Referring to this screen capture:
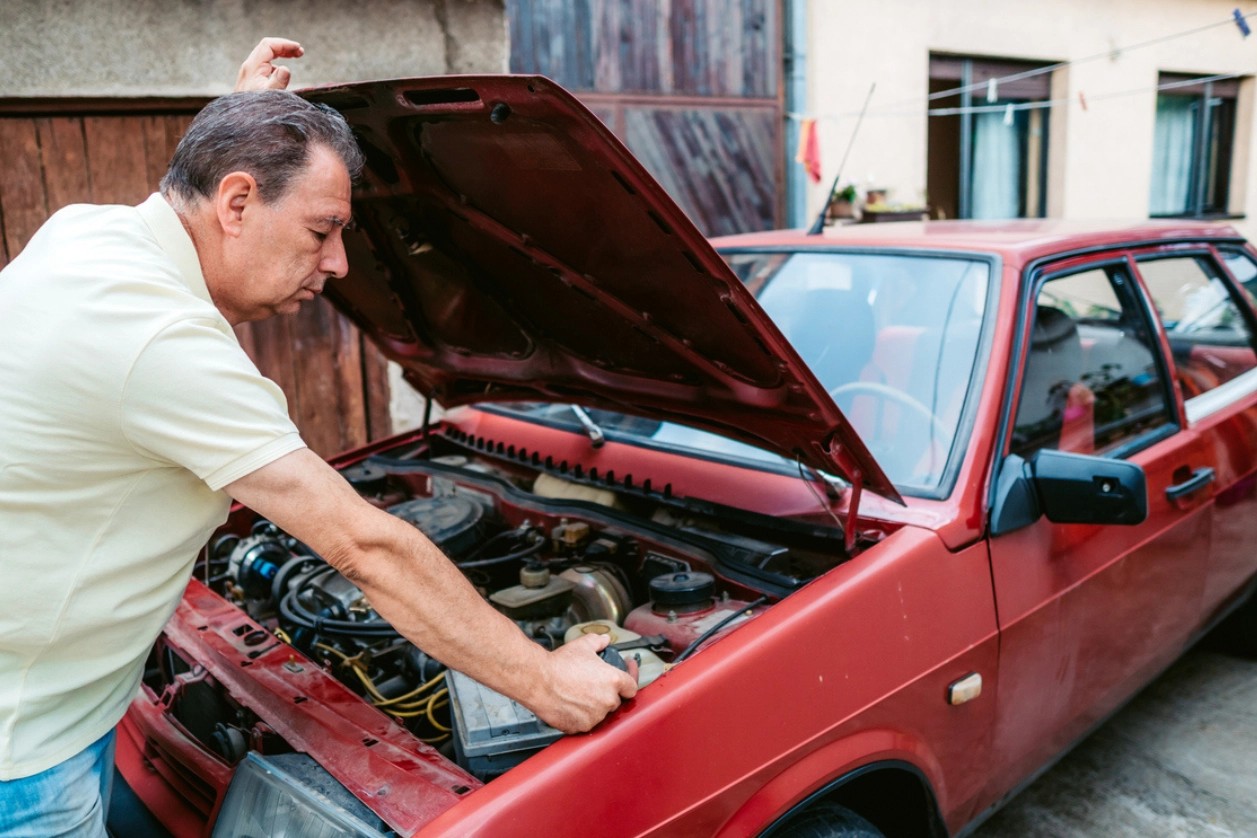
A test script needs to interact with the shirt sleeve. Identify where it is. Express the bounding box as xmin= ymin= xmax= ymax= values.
xmin=120 ymin=317 xmax=307 ymax=491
